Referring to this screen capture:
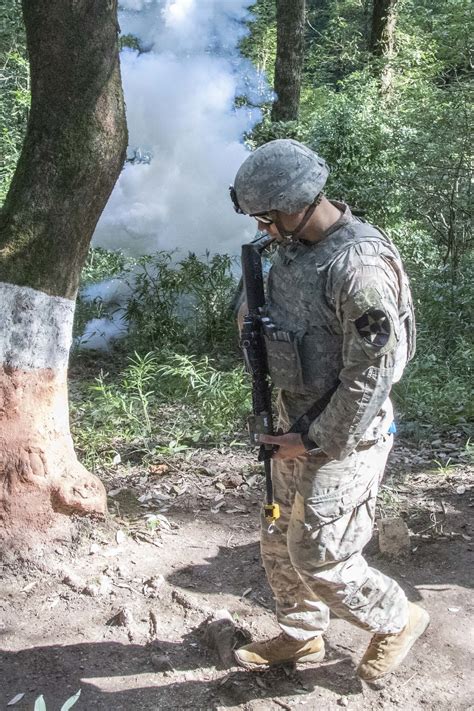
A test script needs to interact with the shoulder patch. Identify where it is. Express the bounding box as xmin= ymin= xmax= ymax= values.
xmin=355 ymin=309 xmax=390 ymax=348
